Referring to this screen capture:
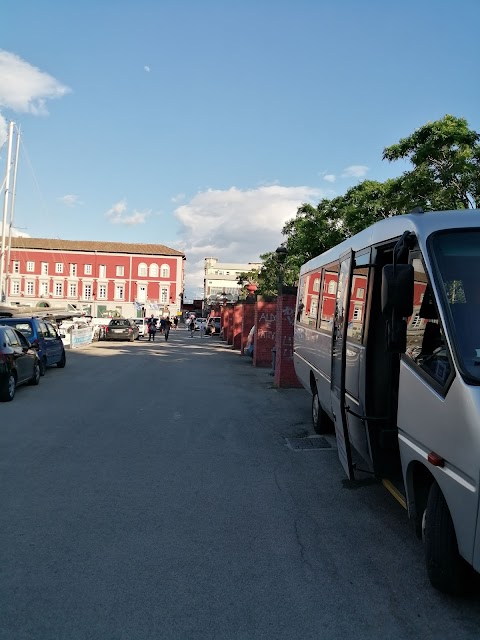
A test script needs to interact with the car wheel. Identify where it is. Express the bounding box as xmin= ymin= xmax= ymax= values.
xmin=29 ymin=361 xmax=41 ymax=385
xmin=424 ymin=481 xmax=473 ymax=595
xmin=56 ymin=350 xmax=66 ymax=368
xmin=312 ymin=387 xmax=334 ymax=435
xmin=0 ymin=372 xmax=16 ymax=402
xmin=39 ymin=356 xmax=47 ymax=376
